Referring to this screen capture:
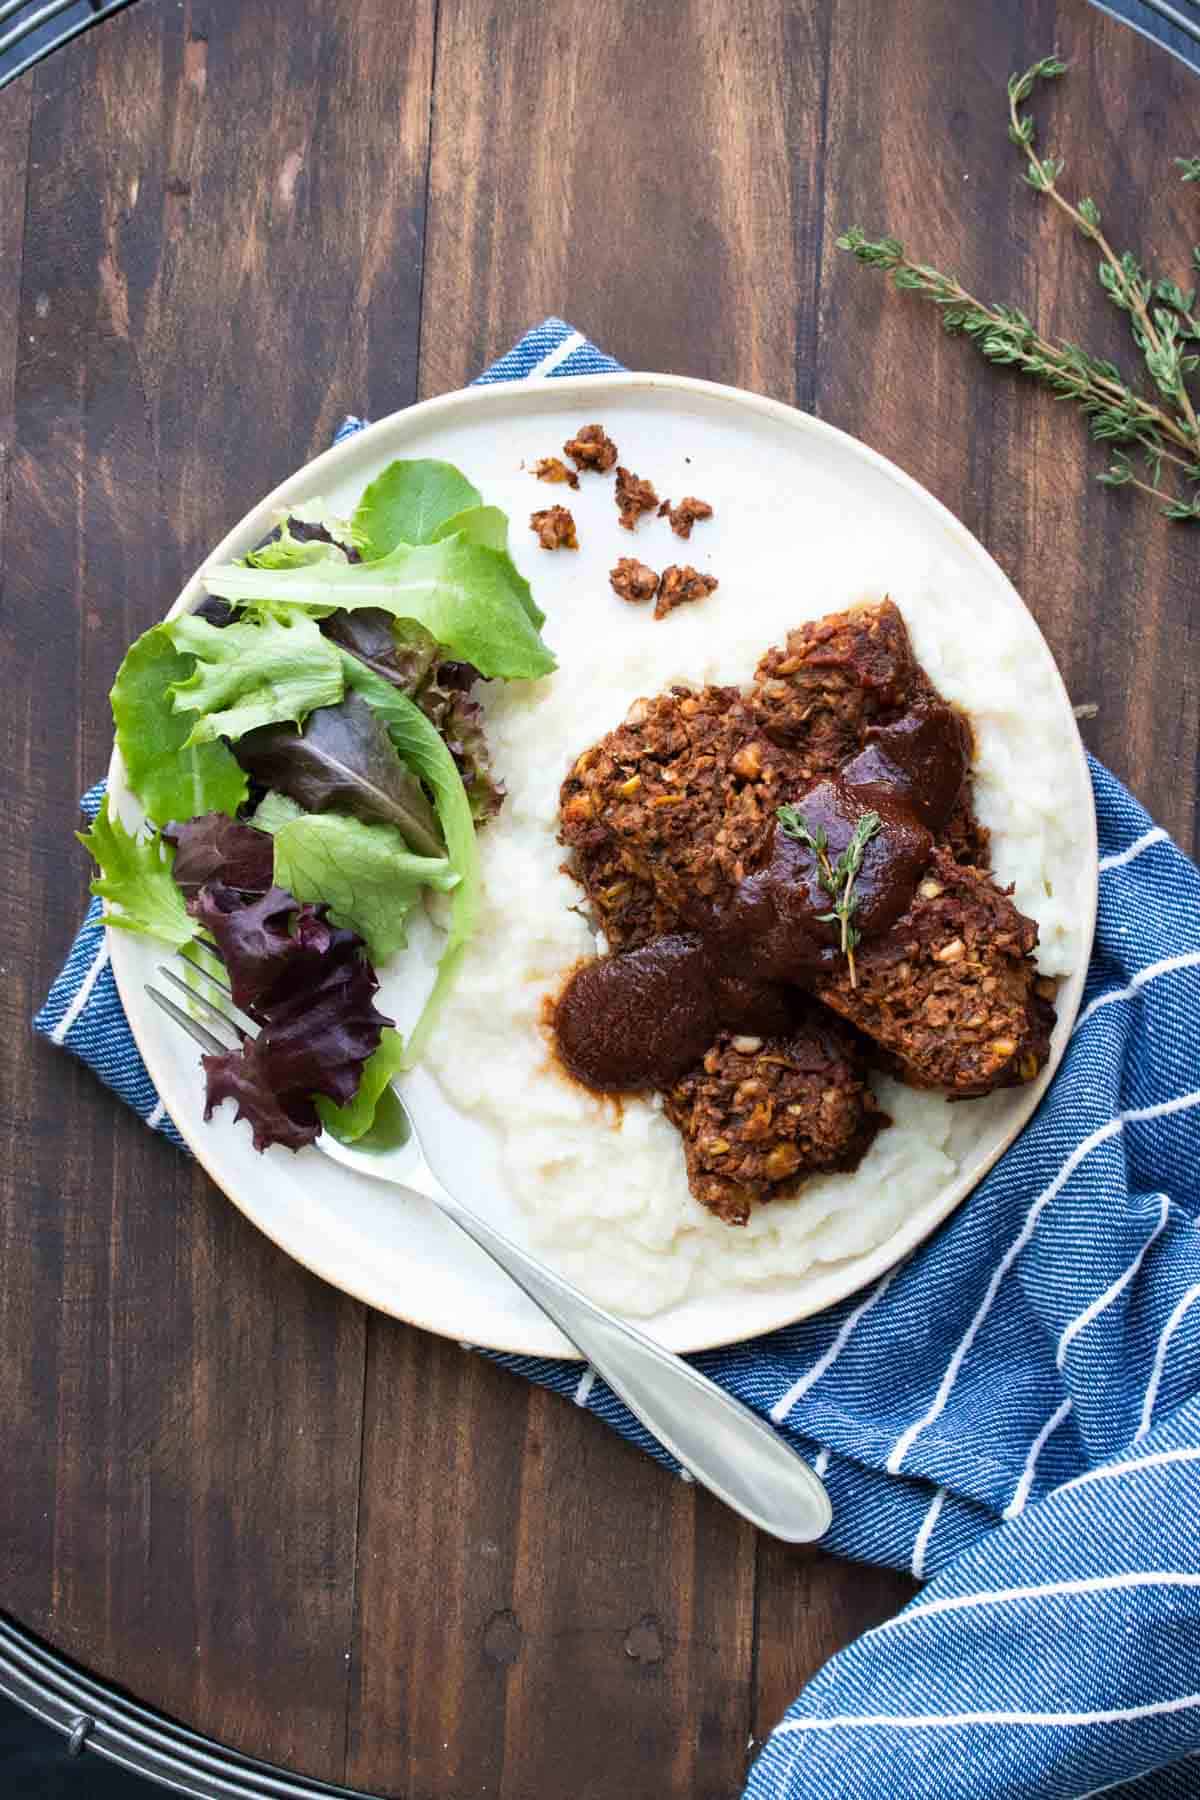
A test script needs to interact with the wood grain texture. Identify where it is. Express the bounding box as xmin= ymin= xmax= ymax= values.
xmin=346 ymin=1336 xmax=756 ymax=1800
xmin=0 ymin=0 xmax=1197 ymax=1795
xmin=816 ymin=0 xmax=1199 ymax=851
xmin=418 ymin=0 xmax=830 ymax=396
xmin=0 ymin=79 xmax=31 ymax=599
xmin=750 ymin=1542 xmax=918 ymax=1754
xmin=0 ymin=0 xmax=434 ymax=1781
